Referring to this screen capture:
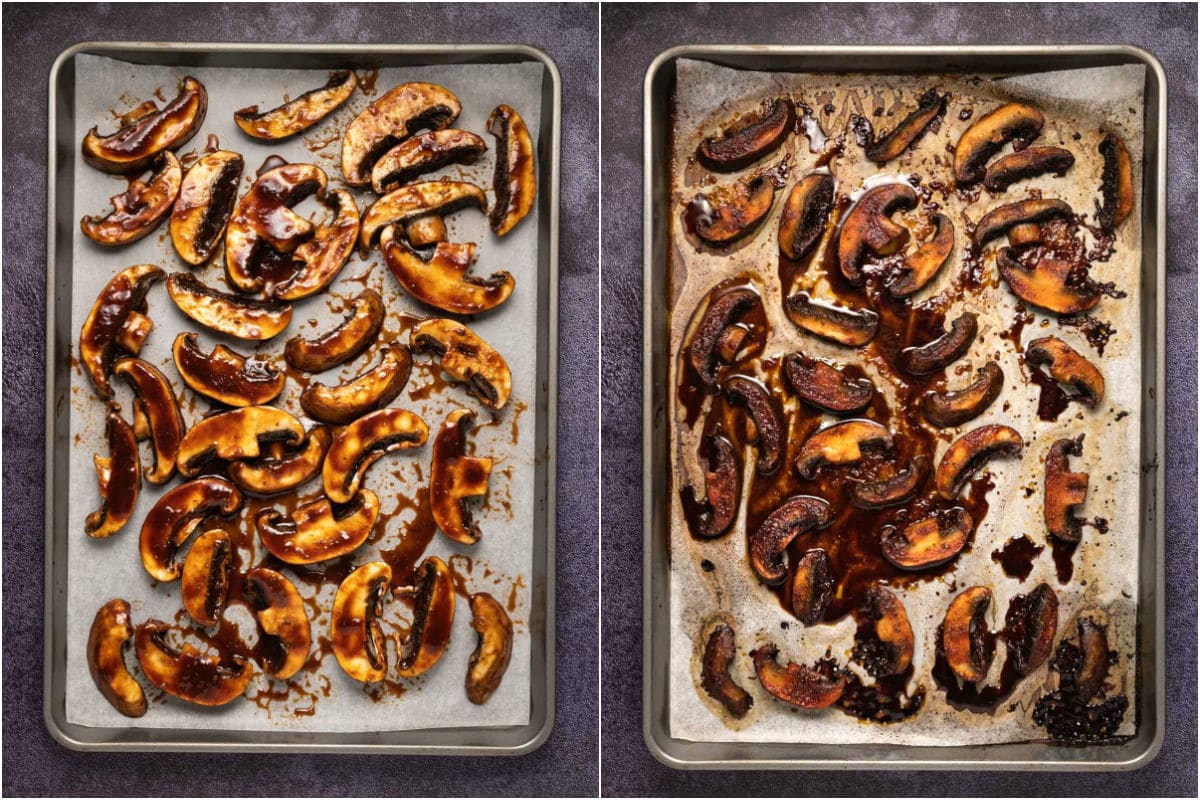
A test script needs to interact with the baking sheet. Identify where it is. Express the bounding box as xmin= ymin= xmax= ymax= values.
xmin=666 ymin=58 xmax=1144 ymax=745
xmin=65 ymin=53 xmax=543 ymax=733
